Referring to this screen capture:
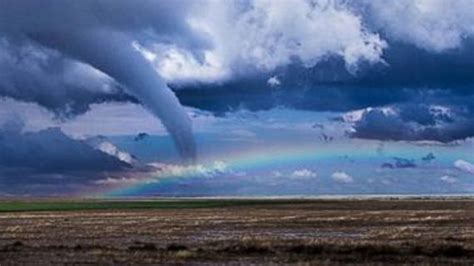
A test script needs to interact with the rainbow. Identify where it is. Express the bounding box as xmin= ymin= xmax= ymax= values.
xmin=94 ymin=139 xmax=466 ymax=197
